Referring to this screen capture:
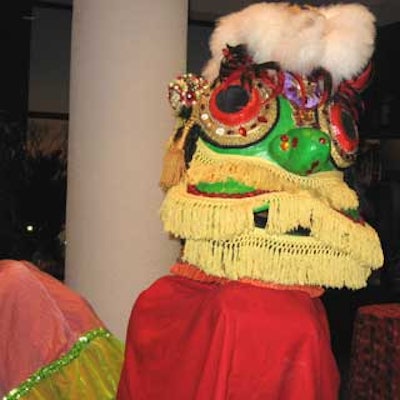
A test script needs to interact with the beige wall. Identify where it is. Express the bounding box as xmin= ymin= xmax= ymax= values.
xmin=65 ymin=0 xmax=187 ymax=340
